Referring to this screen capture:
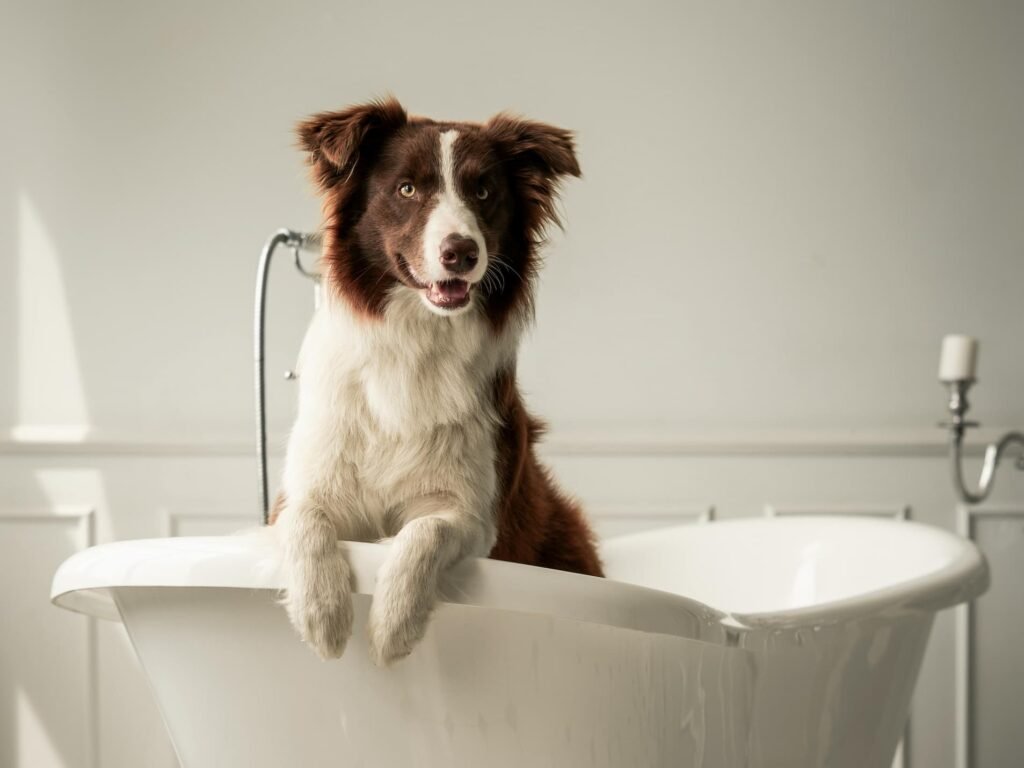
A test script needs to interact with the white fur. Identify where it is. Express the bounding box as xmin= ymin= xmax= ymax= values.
xmin=418 ymin=130 xmax=488 ymax=316
xmin=277 ymin=285 xmax=522 ymax=664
